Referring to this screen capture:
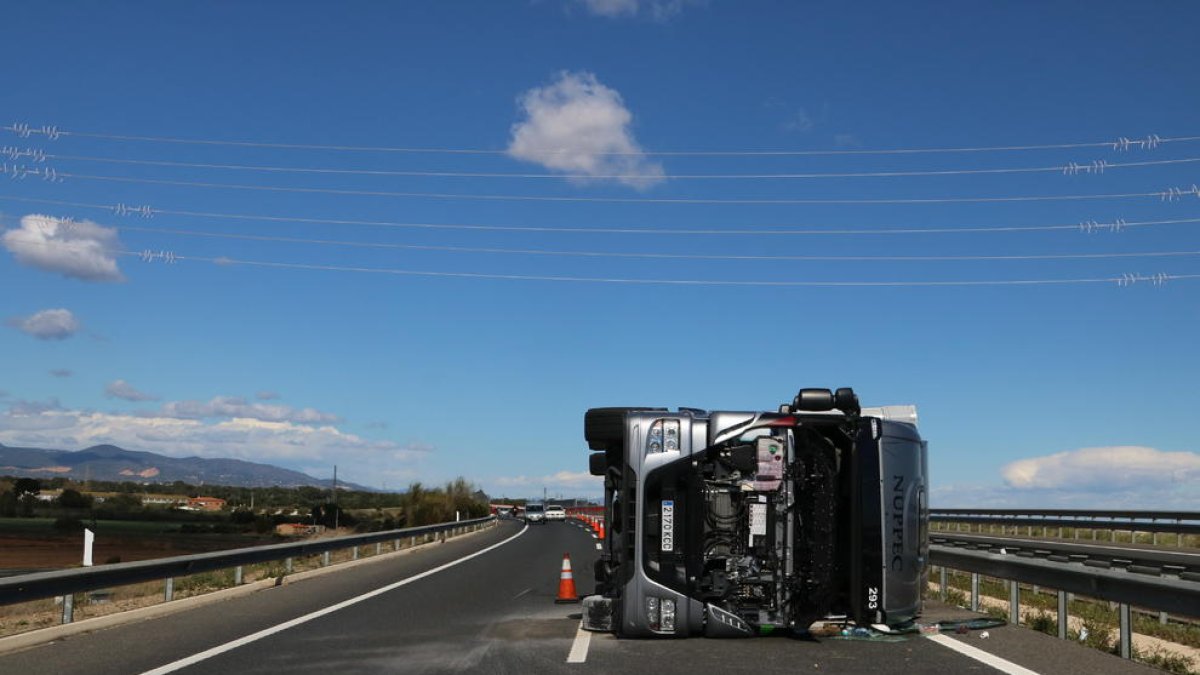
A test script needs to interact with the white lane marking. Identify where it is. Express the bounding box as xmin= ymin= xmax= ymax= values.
xmin=566 ymin=625 xmax=592 ymax=663
xmin=512 ymin=587 xmax=532 ymax=600
xmin=927 ymin=634 xmax=1042 ymax=675
xmin=139 ymin=525 xmax=529 ymax=675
